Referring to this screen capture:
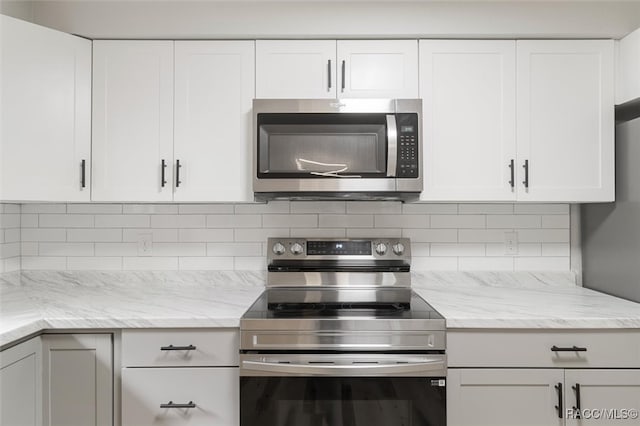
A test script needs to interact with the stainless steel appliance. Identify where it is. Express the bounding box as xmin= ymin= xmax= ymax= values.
xmin=240 ymin=237 xmax=446 ymax=426
xmin=253 ymin=99 xmax=422 ymax=201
